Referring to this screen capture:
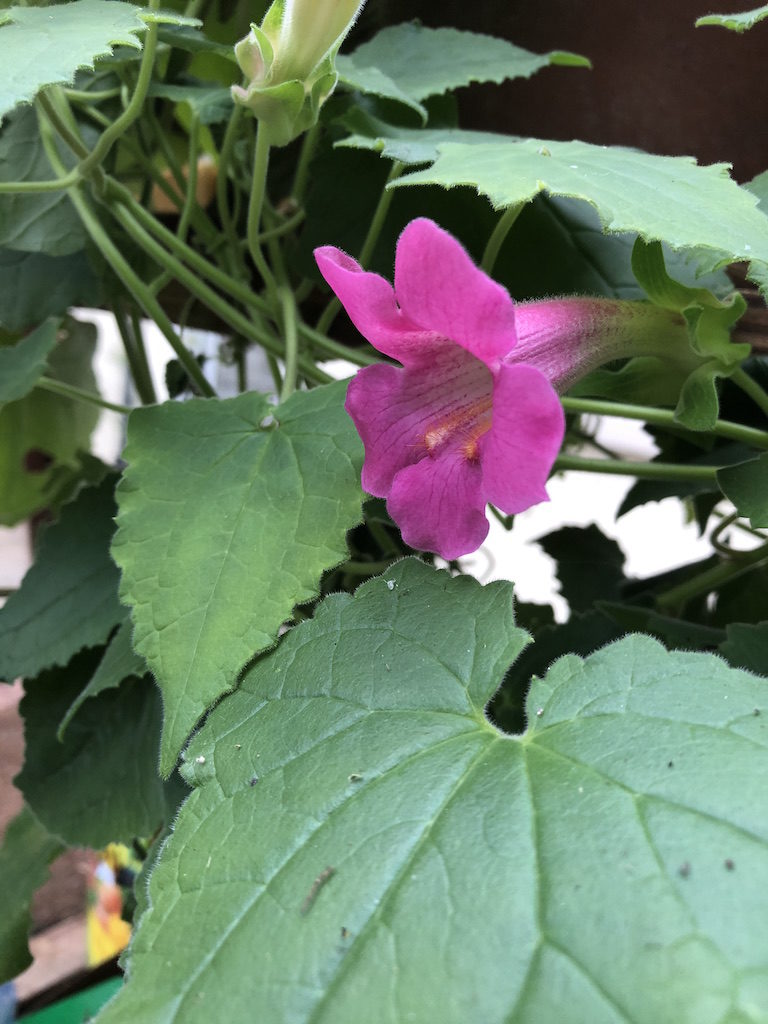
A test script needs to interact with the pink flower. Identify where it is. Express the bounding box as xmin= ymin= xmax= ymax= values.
xmin=314 ymin=218 xmax=564 ymax=559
